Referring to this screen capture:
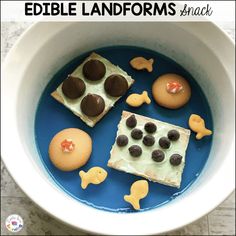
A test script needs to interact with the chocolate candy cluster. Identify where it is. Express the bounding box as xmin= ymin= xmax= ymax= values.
xmin=61 ymin=59 xmax=129 ymax=117
xmin=116 ymin=115 xmax=183 ymax=166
